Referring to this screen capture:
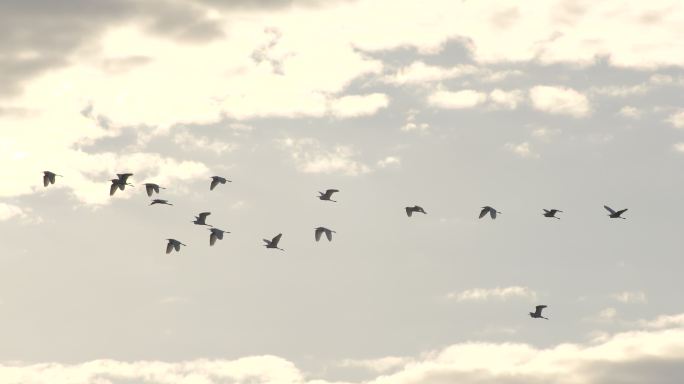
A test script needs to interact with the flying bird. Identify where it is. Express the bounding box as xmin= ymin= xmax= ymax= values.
xmin=543 ymin=209 xmax=562 ymax=219
xmin=150 ymin=199 xmax=173 ymax=206
xmin=210 ymin=176 xmax=231 ymax=191
xmin=479 ymin=206 xmax=501 ymax=219
xmin=263 ymin=233 xmax=284 ymax=251
xmin=43 ymin=171 xmax=62 ymax=187
xmin=110 ymin=178 xmax=133 ymax=196
xmin=165 ymin=239 xmax=186 ymax=254
xmin=209 ymin=227 xmax=230 ymax=246
xmin=116 ymin=173 xmax=133 ymax=184
xmin=529 ymin=305 xmax=549 ymax=320
xmin=143 ymin=183 xmax=165 ymax=197
xmin=405 ymin=206 xmax=427 ymax=217
xmin=318 ymin=189 xmax=339 ymax=202
xmin=192 ymin=212 xmax=212 ymax=226
xmin=604 ymin=205 xmax=628 ymax=219
xmin=314 ymin=227 xmax=335 ymax=242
